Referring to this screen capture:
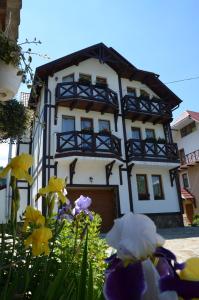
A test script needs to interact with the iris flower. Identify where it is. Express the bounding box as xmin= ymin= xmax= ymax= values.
xmin=23 ymin=206 xmax=45 ymax=231
xmin=39 ymin=176 xmax=66 ymax=203
xmin=104 ymin=213 xmax=178 ymax=300
xmin=72 ymin=195 xmax=93 ymax=220
xmin=0 ymin=153 xmax=33 ymax=184
xmin=24 ymin=227 xmax=52 ymax=256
